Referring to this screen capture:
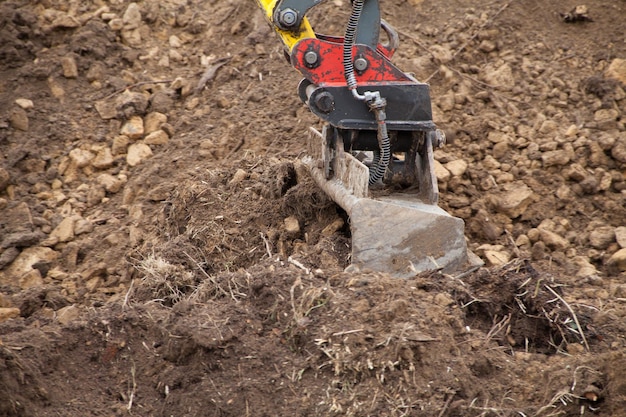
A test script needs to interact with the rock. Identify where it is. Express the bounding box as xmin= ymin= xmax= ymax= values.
xmin=616 ymin=227 xmax=626 ymax=249
xmin=74 ymin=218 xmax=94 ymax=235
xmin=69 ymin=148 xmax=95 ymax=168
xmin=9 ymin=106 xmax=29 ymax=131
xmin=0 ymin=308 xmax=20 ymax=322
xmin=120 ymin=116 xmax=144 ymax=140
xmin=144 ymin=130 xmax=169 ymax=145
xmin=97 ymin=173 xmax=126 ymax=193
xmin=0 ymin=167 xmax=9 ymax=191
xmin=91 ymin=147 xmax=114 ymax=169
xmin=475 ymin=244 xmax=510 ymax=266
xmin=611 ymin=133 xmax=626 ymax=163
xmin=0 ymin=246 xmax=58 ymax=287
xmin=144 ymin=112 xmax=167 ymax=134
xmin=94 ymin=98 xmax=118 ymax=120
xmin=126 ymin=142 xmax=153 ymax=166
xmin=112 ymin=135 xmax=130 ymax=155
xmin=482 ymin=62 xmax=514 ymax=90
xmin=47 ymin=217 xmax=75 ymax=244
xmin=122 ymin=2 xmax=142 ymax=29
xmin=229 ymin=169 xmax=248 ymax=186
xmin=588 ymin=226 xmax=615 ymax=249
xmin=284 ymin=216 xmax=300 ymax=234
xmin=538 ymin=228 xmax=570 ymax=251
xmin=542 ymin=149 xmax=570 ymax=167
xmin=490 ymin=183 xmax=534 ymax=218
xmin=56 ymin=305 xmax=80 ymax=326
xmin=50 ymin=14 xmax=80 ymax=29
xmin=444 ymin=159 xmax=468 ymax=177
xmin=607 ymin=248 xmax=626 ymax=273
xmin=572 ymin=256 xmax=598 ymax=278
xmin=116 ymin=91 xmax=149 ymax=118
xmin=121 ymin=28 xmax=142 ymax=47
xmin=150 ymin=91 xmax=174 ymax=113
xmin=60 ymin=55 xmax=78 ymax=78
xmin=433 ymin=160 xmax=451 ymax=182
xmin=1 ymin=231 xmax=44 ymax=249
xmin=606 ymin=58 xmax=626 ymax=84
xmin=321 ymin=218 xmax=345 ymax=237
xmin=594 ymin=109 xmax=619 ymax=130
xmin=108 ymin=18 xmax=123 ymax=31
xmin=4 ymin=202 xmax=34 ymax=233
xmin=86 ymin=62 xmax=106 ymax=82
xmin=0 ymin=247 xmax=20 ymax=269
xmin=15 ymin=98 xmax=34 ymax=109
